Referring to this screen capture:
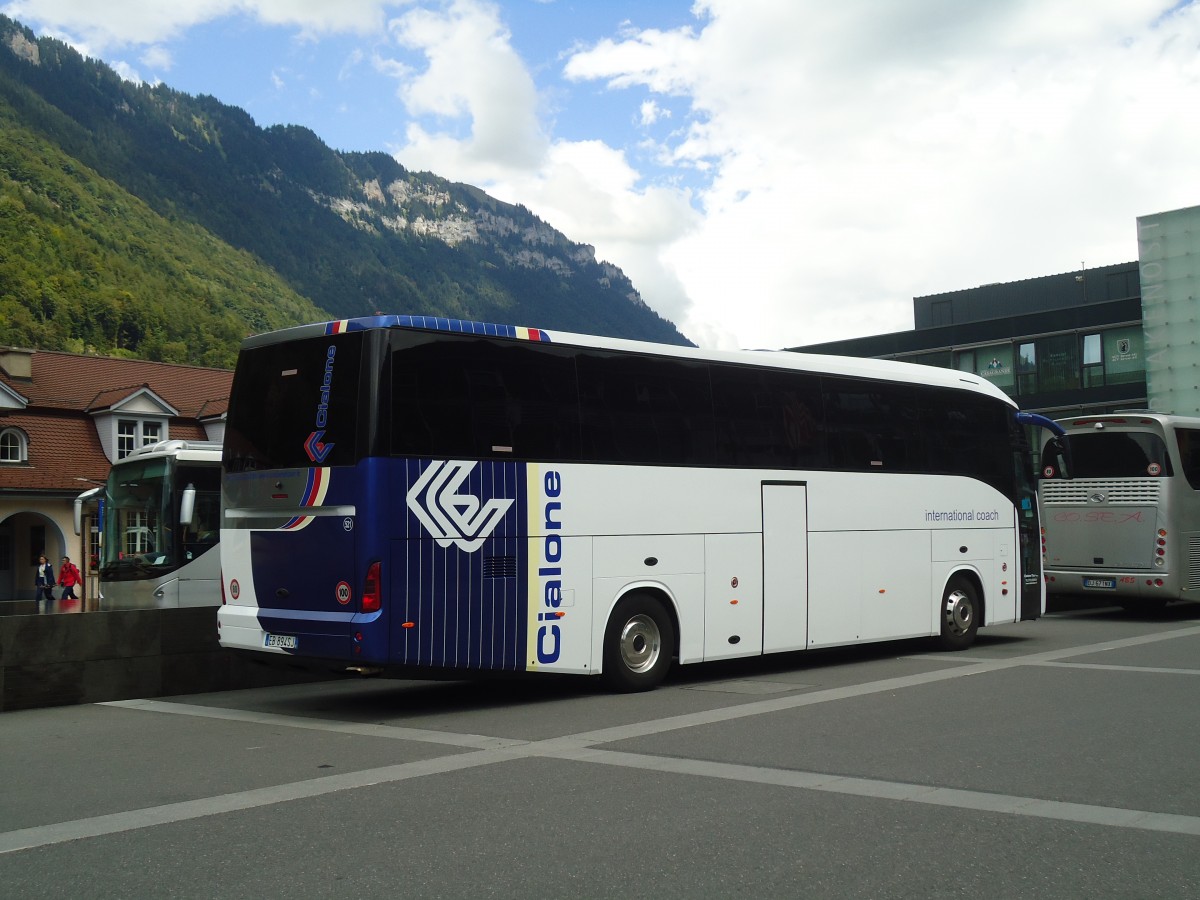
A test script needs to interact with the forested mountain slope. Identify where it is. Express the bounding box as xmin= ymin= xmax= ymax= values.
xmin=0 ymin=15 xmax=690 ymax=366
